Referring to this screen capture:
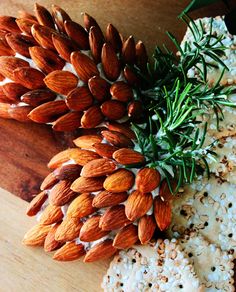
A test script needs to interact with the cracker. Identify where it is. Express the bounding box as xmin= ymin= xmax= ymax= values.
xmin=102 ymin=239 xmax=202 ymax=292
xmin=168 ymin=176 xmax=236 ymax=256
xmin=179 ymin=231 xmax=234 ymax=291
